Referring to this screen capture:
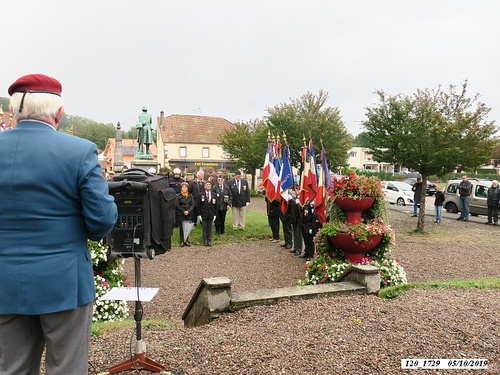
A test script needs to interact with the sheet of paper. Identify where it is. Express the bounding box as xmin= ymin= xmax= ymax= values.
xmin=101 ymin=287 xmax=159 ymax=302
